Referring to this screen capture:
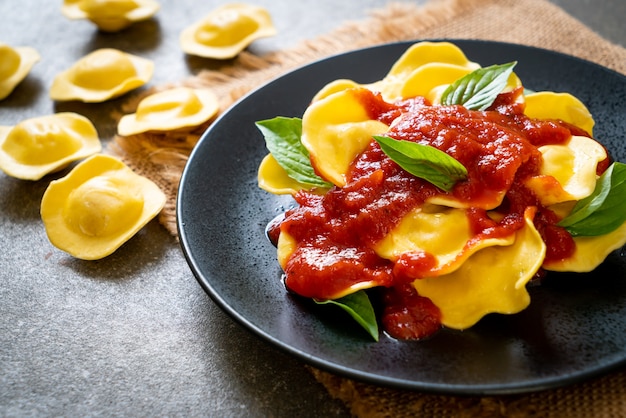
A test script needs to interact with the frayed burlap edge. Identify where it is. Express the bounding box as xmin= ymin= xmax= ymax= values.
xmin=308 ymin=366 xmax=626 ymax=418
